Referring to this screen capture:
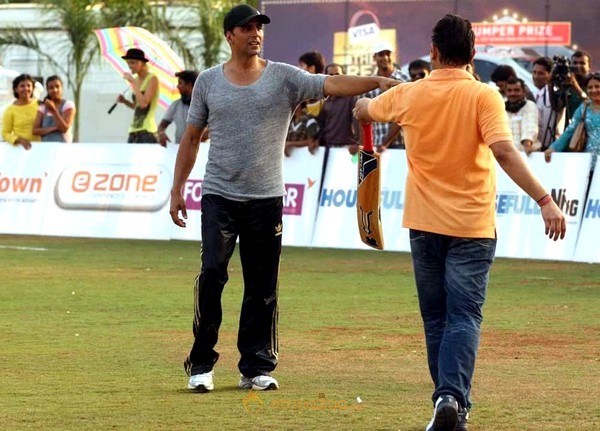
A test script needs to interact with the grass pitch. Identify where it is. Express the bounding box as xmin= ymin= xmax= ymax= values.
xmin=0 ymin=235 xmax=598 ymax=430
